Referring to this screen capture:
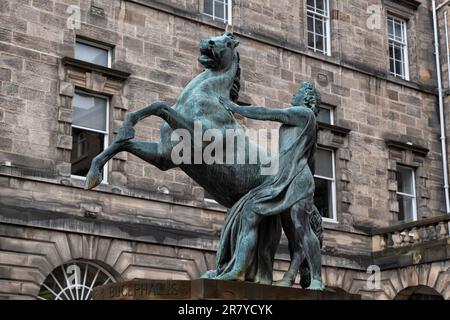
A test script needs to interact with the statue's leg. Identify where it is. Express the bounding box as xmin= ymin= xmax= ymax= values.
xmin=273 ymin=211 xmax=305 ymax=287
xmin=290 ymin=202 xmax=324 ymax=290
xmin=117 ymin=102 xmax=195 ymax=144
xmin=85 ymin=139 xmax=174 ymax=190
xmin=215 ymin=207 xmax=262 ymax=281
xmin=116 ymin=101 xmax=169 ymax=143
